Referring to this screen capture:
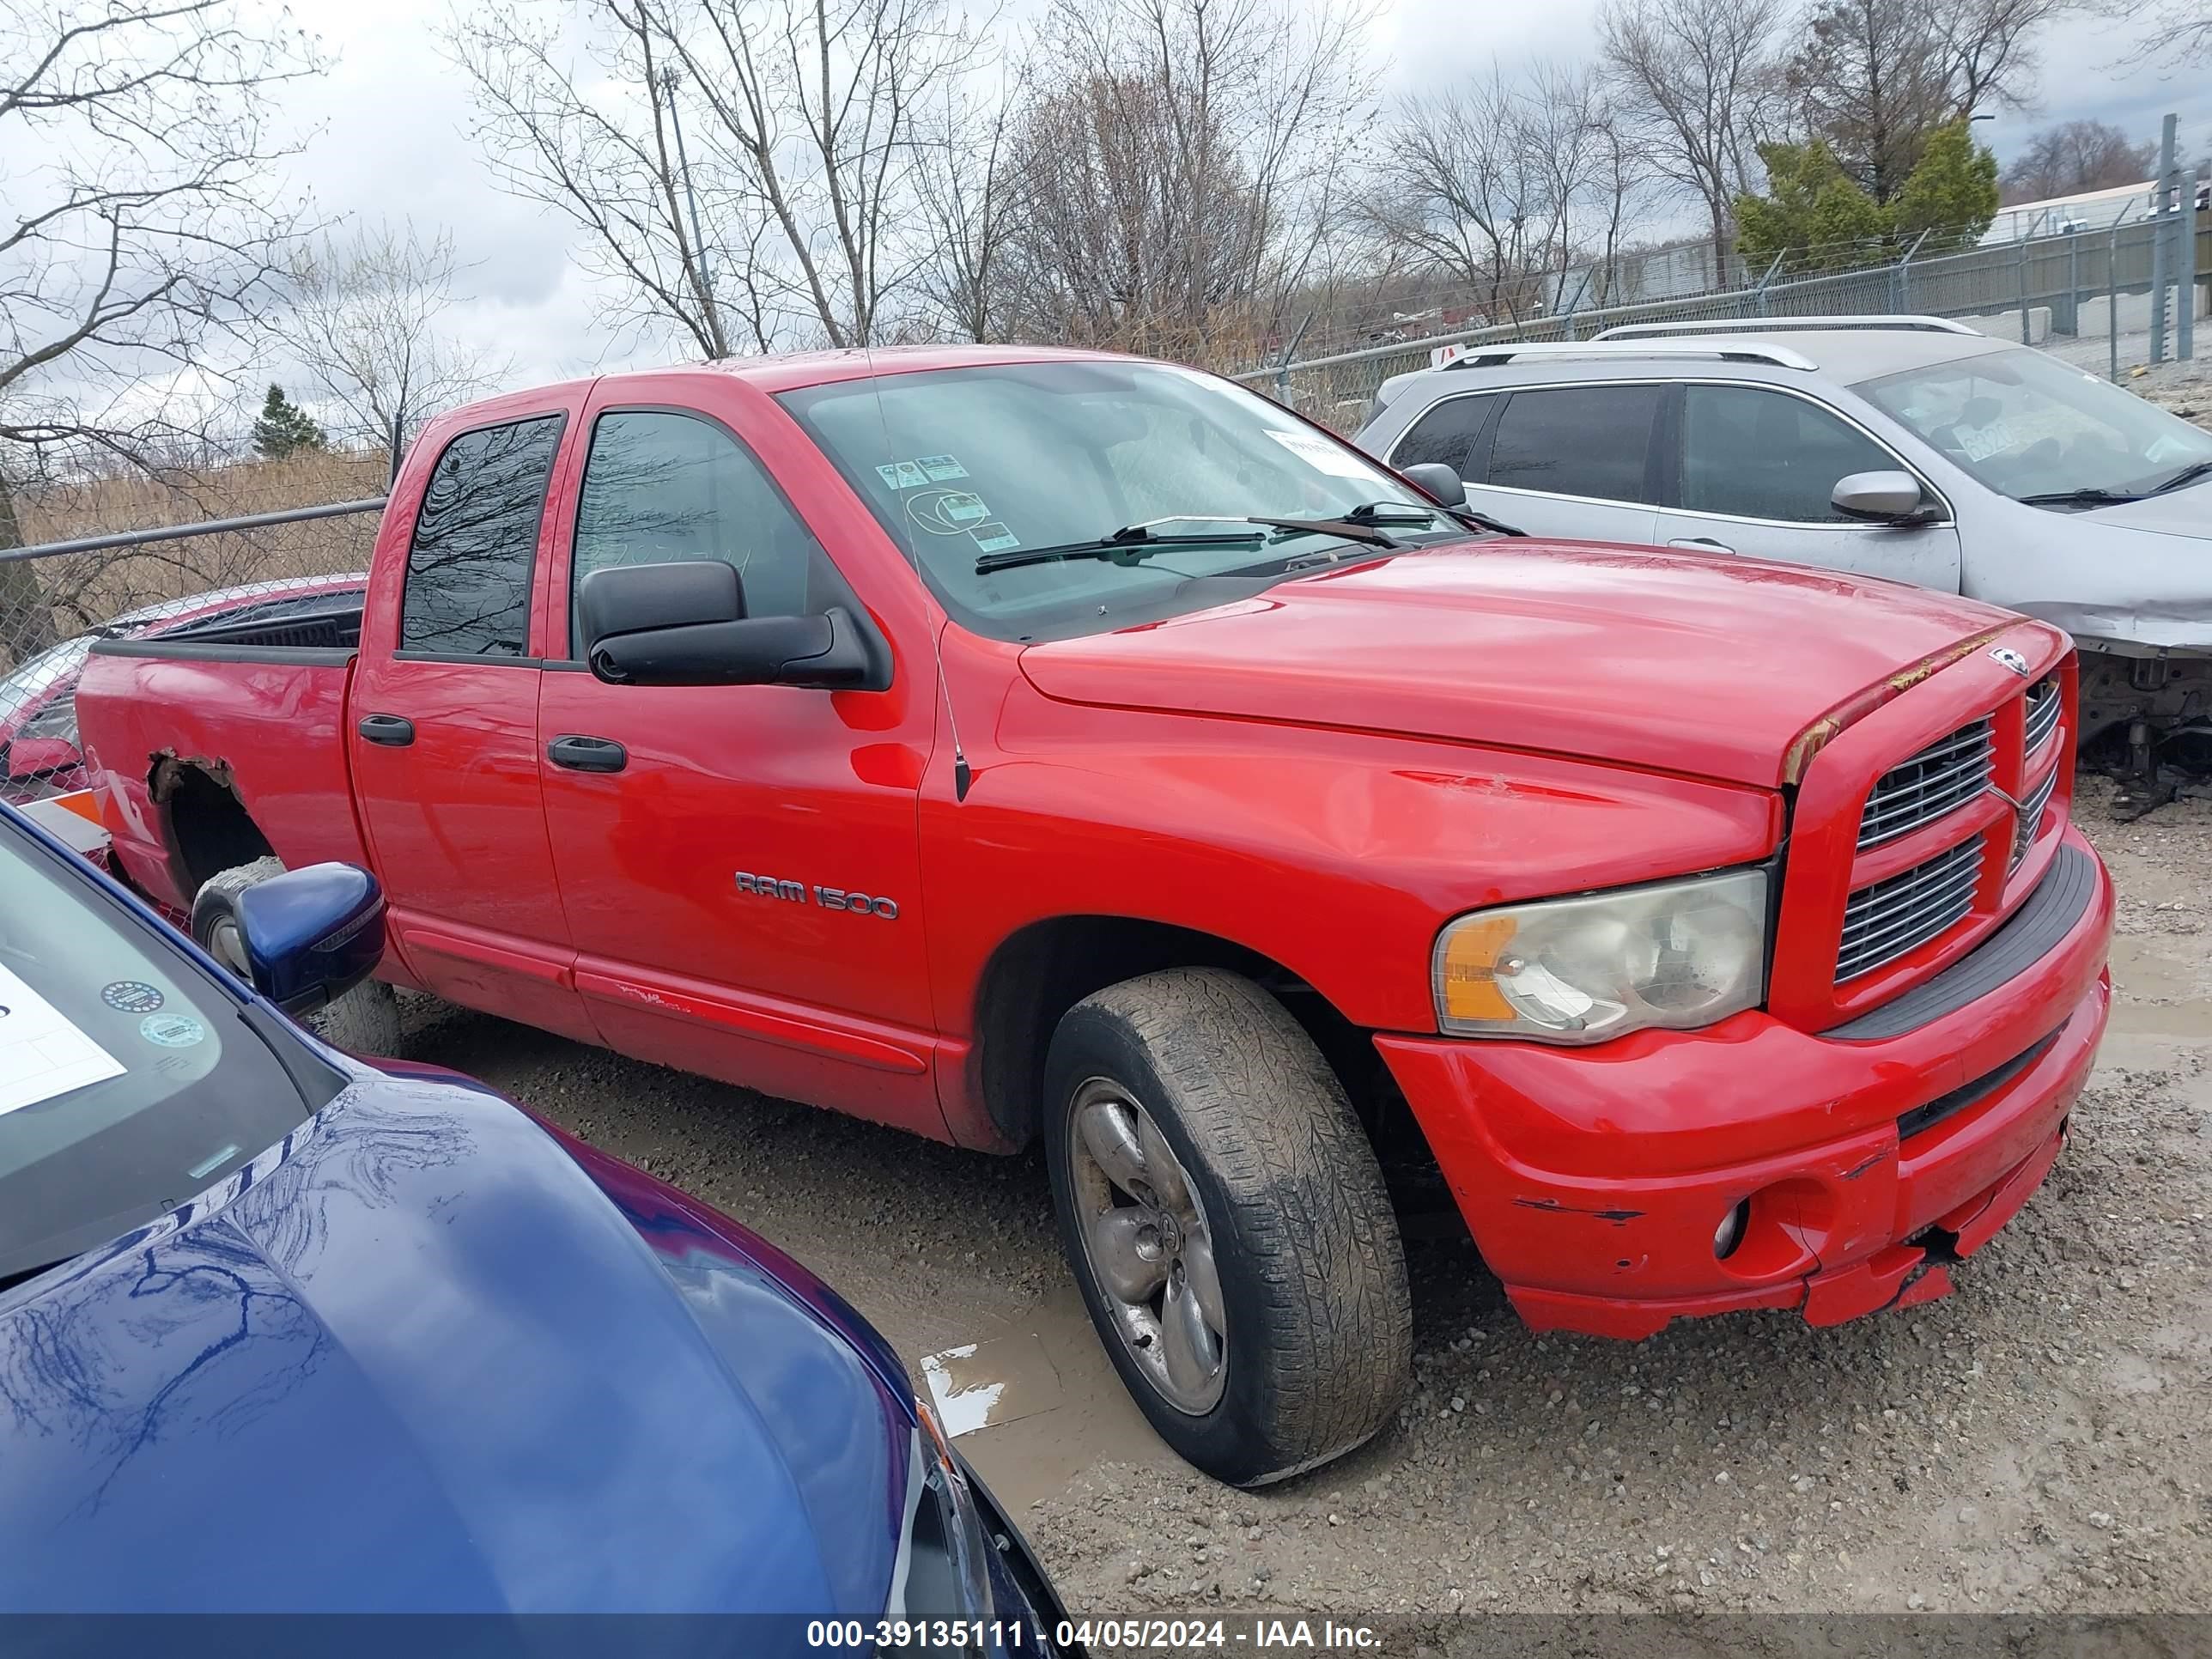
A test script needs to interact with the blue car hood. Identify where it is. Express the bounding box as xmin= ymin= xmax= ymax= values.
xmin=0 ymin=1066 xmax=912 ymax=1613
